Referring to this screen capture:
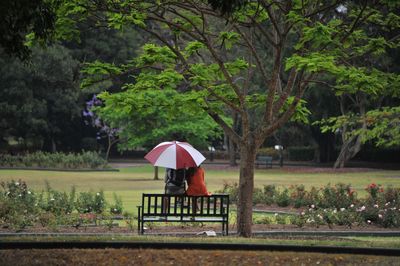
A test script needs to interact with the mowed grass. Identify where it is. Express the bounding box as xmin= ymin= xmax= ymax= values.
xmin=1 ymin=165 xmax=400 ymax=214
